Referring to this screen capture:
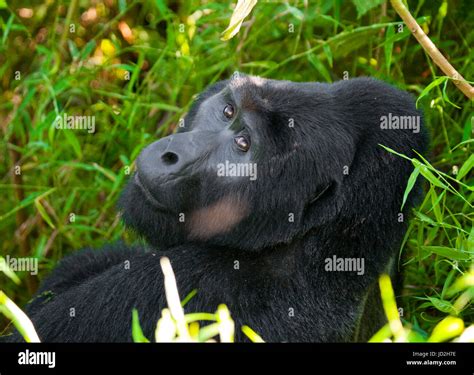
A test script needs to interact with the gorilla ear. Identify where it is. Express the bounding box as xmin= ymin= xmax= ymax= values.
xmin=302 ymin=181 xmax=341 ymax=226
xmin=300 ymin=134 xmax=358 ymax=228
xmin=307 ymin=183 xmax=333 ymax=205
xmin=304 ymin=131 xmax=357 ymax=211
